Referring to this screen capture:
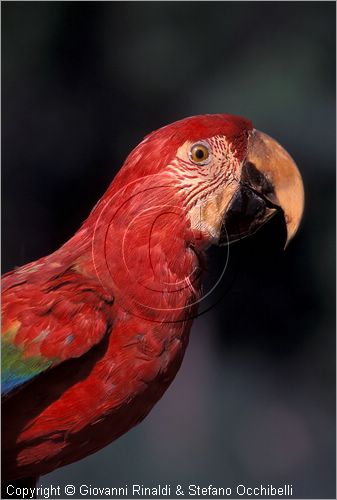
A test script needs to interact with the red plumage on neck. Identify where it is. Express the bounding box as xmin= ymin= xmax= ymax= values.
xmin=2 ymin=114 xmax=253 ymax=481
